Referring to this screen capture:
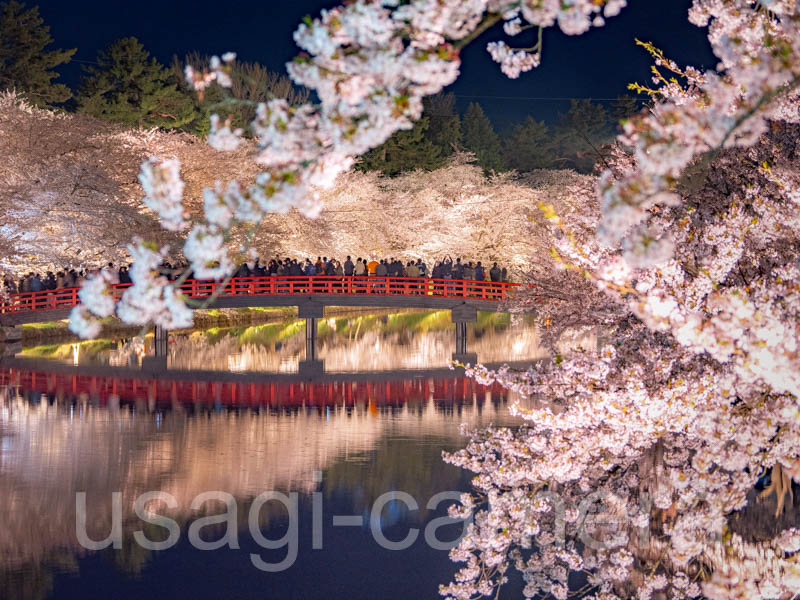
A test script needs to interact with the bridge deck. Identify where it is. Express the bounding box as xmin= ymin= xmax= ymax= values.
xmin=0 ymin=276 xmax=523 ymax=325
